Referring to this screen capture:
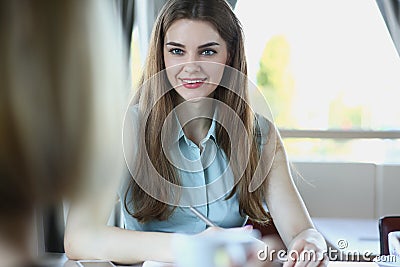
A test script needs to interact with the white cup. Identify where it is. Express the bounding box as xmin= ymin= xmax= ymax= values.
xmin=388 ymin=231 xmax=400 ymax=259
xmin=173 ymin=229 xmax=262 ymax=267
